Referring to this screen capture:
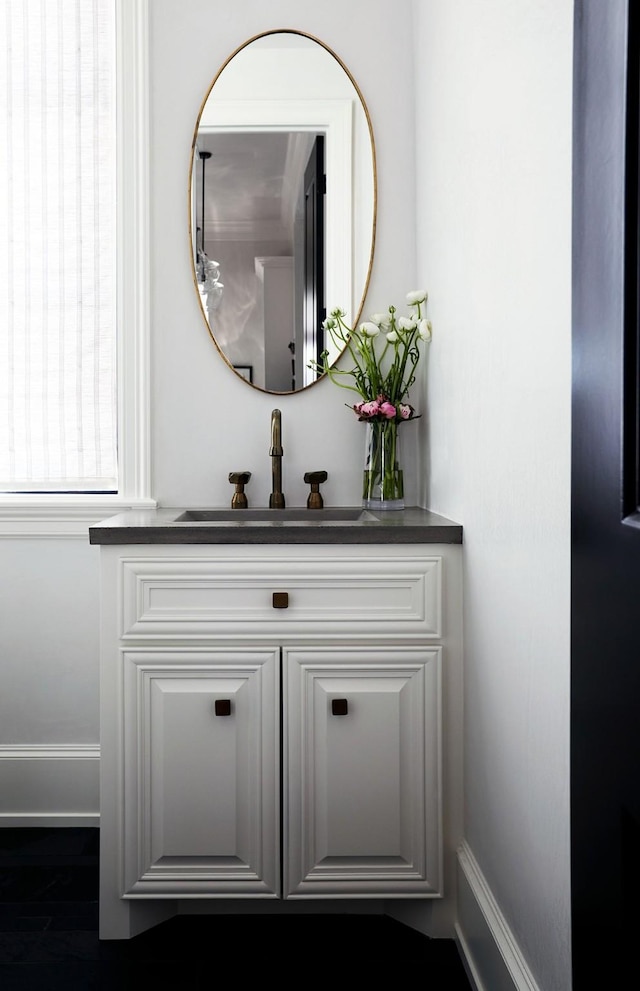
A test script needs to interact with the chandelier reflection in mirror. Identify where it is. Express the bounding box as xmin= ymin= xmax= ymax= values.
xmin=196 ymin=149 xmax=224 ymax=321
